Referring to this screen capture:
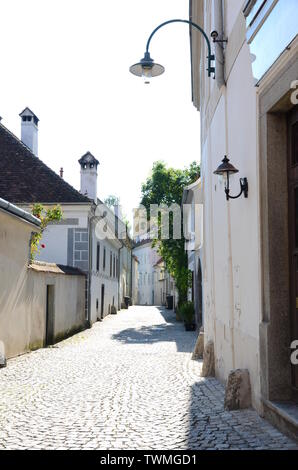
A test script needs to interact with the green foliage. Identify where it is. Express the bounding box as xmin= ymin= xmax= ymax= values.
xmin=104 ymin=194 xmax=131 ymax=232
xmin=140 ymin=160 xmax=200 ymax=304
xmin=179 ymin=301 xmax=195 ymax=324
xmin=30 ymin=204 xmax=63 ymax=260
xmin=104 ymin=195 xmax=120 ymax=208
